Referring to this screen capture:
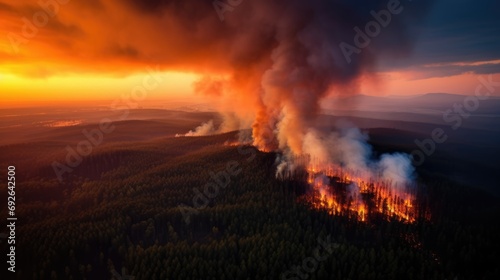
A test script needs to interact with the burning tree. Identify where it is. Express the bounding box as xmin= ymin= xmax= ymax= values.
xmin=277 ymin=153 xmax=427 ymax=223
